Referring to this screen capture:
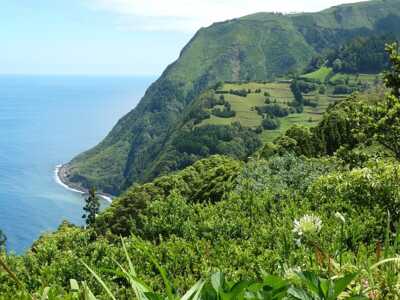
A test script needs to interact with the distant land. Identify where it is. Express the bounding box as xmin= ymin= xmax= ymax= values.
xmin=60 ymin=0 xmax=400 ymax=196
